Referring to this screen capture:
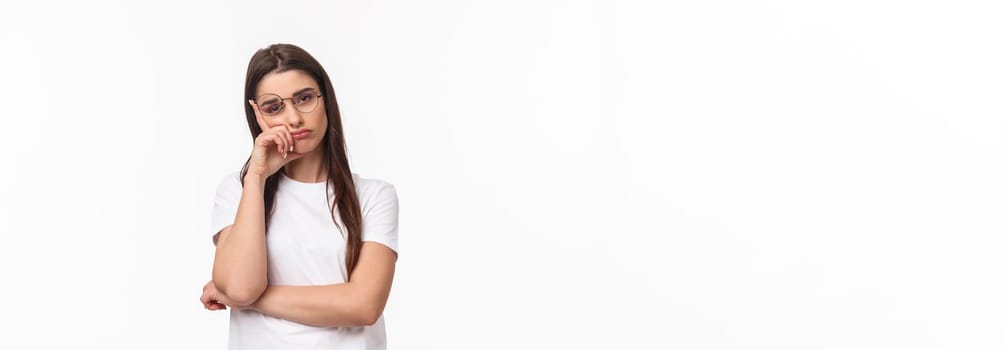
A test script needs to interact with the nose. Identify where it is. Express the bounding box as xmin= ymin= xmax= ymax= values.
xmin=281 ymin=101 xmax=305 ymax=128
